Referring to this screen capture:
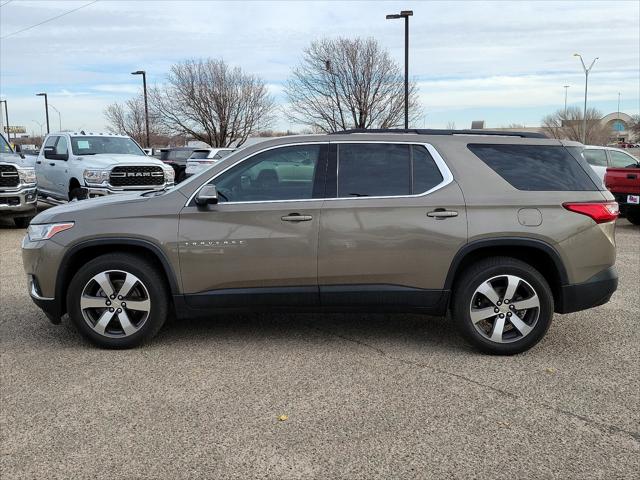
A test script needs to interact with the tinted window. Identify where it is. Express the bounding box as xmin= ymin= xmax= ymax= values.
xmin=214 ymin=145 xmax=321 ymax=202
xmin=161 ymin=149 xmax=194 ymax=161
xmin=190 ymin=150 xmax=211 ymax=159
xmin=609 ymin=150 xmax=638 ymax=168
xmin=412 ymin=145 xmax=443 ymax=193
xmin=583 ymin=149 xmax=607 ymax=167
xmin=338 ymin=144 xmax=411 ymax=197
xmin=468 ymin=144 xmax=598 ymax=191
xmin=71 ymin=136 xmax=144 ymax=156
xmin=44 ymin=136 xmax=57 ymax=148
